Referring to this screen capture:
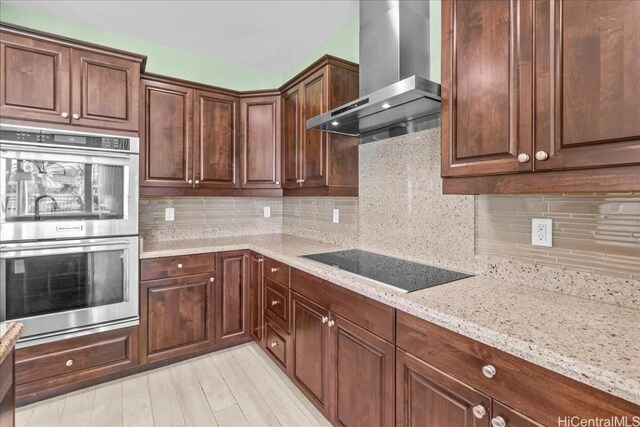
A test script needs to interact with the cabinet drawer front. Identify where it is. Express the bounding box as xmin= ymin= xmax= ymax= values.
xmin=265 ymin=319 xmax=289 ymax=370
xmin=396 ymin=311 xmax=639 ymax=425
xmin=15 ymin=329 xmax=135 ymax=386
xmin=264 ymin=278 xmax=290 ymax=331
xmin=291 ymin=268 xmax=394 ymax=342
xmin=264 ymin=257 xmax=289 ymax=286
xmin=141 ymin=253 xmax=215 ymax=280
